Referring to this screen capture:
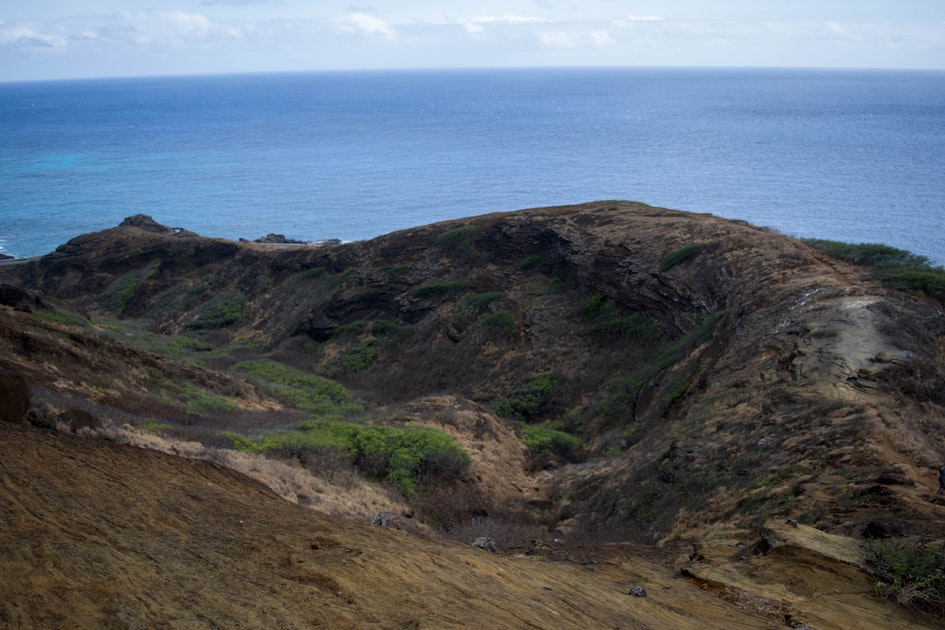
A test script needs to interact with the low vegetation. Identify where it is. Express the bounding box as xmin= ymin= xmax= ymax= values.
xmin=518 ymin=422 xmax=581 ymax=466
xmin=804 ymin=239 xmax=945 ymax=298
xmin=865 ymin=539 xmax=945 ymax=616
xmin=660 ymin=243 xmax=704 ymax=271
xmin=232 ymin=360 xmax=361 ymax=416
xmin=582 ymin=294 xmax=663 ymax=342
xmin=436 ymin=225 xmax=476 ymax=251
xmin=494 ymin=372 xmax=557 ymax=420
xmin=227 ymin=420 xmax=470 ymax=495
